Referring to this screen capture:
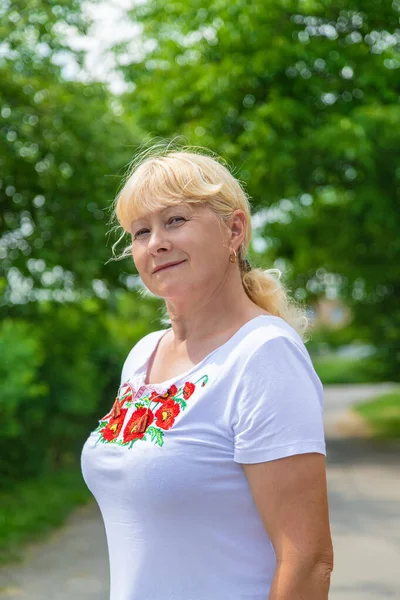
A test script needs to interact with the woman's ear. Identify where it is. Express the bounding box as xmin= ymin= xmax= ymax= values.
xmin=228 ymin=210 xmax=247 ymax=248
